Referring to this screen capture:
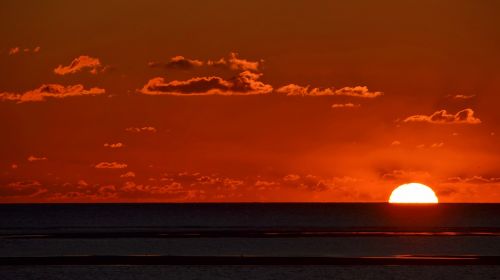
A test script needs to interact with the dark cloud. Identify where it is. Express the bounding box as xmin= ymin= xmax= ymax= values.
xmin=207 ymin=52 xmax=262 ymax=72
xmin=149 ymin=55 xmax=203 ymax=70
xmin=139 ymin=71 xmax=273 ymax=96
